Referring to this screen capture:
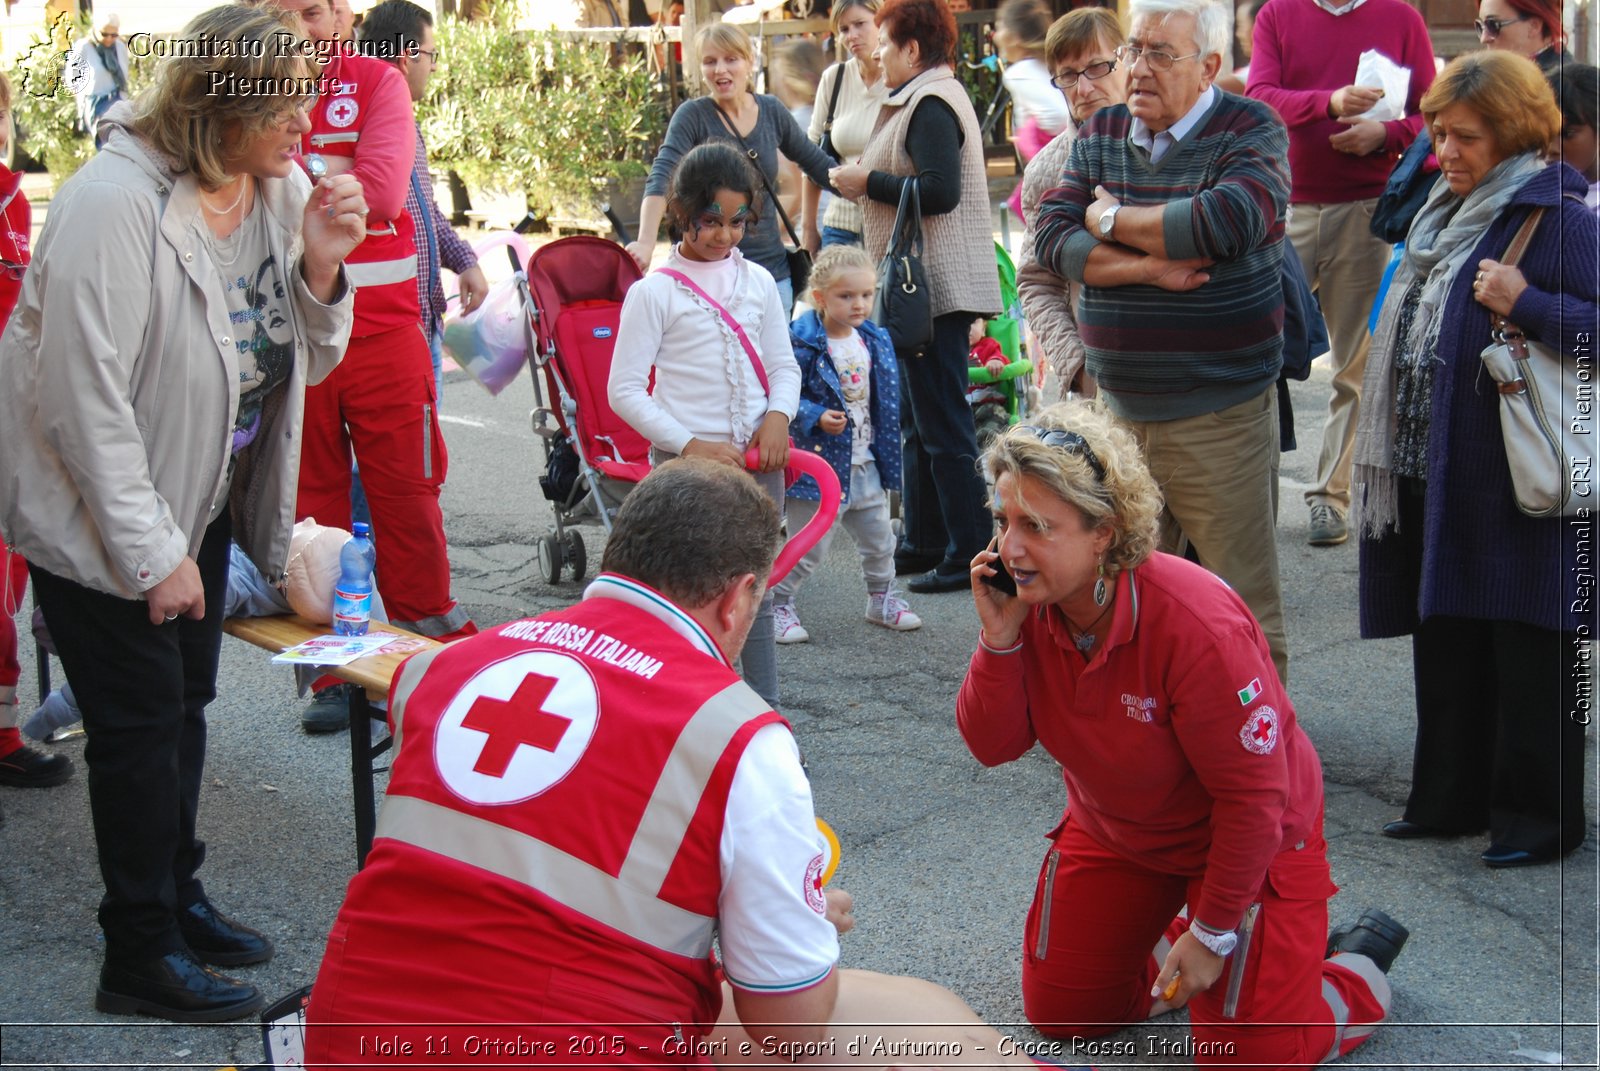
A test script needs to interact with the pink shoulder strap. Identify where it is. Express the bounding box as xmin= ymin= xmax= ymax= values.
xmin=657 ymin=267 xmax=770 ymax=395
